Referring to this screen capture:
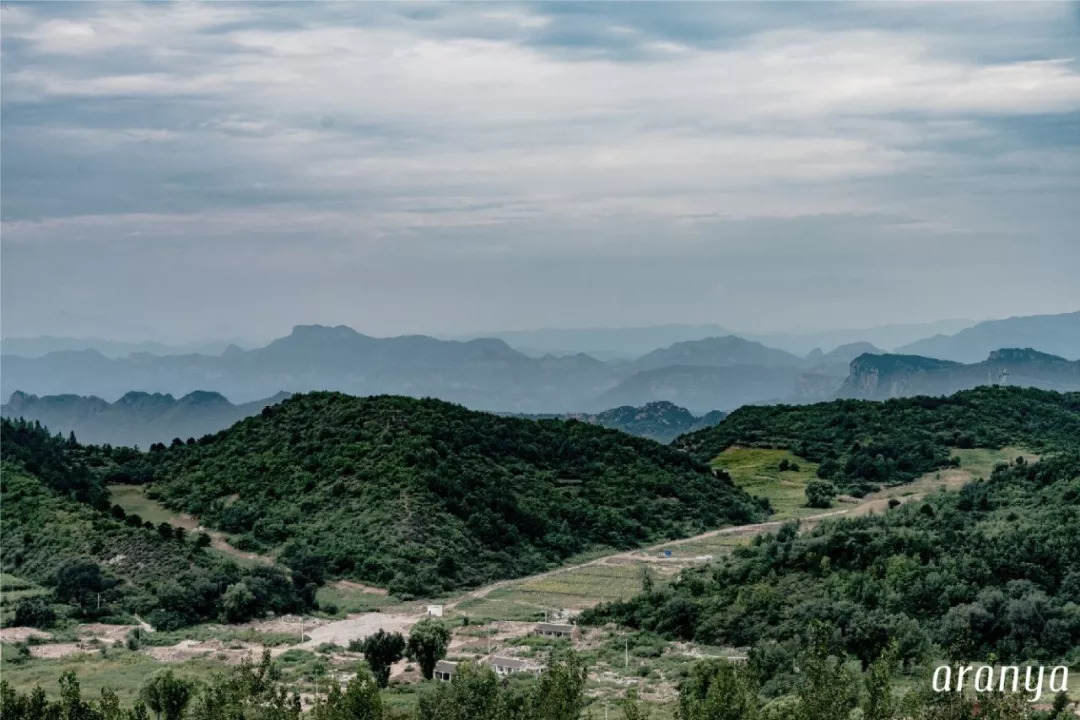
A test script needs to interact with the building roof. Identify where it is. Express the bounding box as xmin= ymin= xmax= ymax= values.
xmin=488 ymin=656 xmax=531 ymax=670
xmin=434 ymin=660 xmax=458 ymax=673
xmin=534 ymin=622 xmax=576 ymax=633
